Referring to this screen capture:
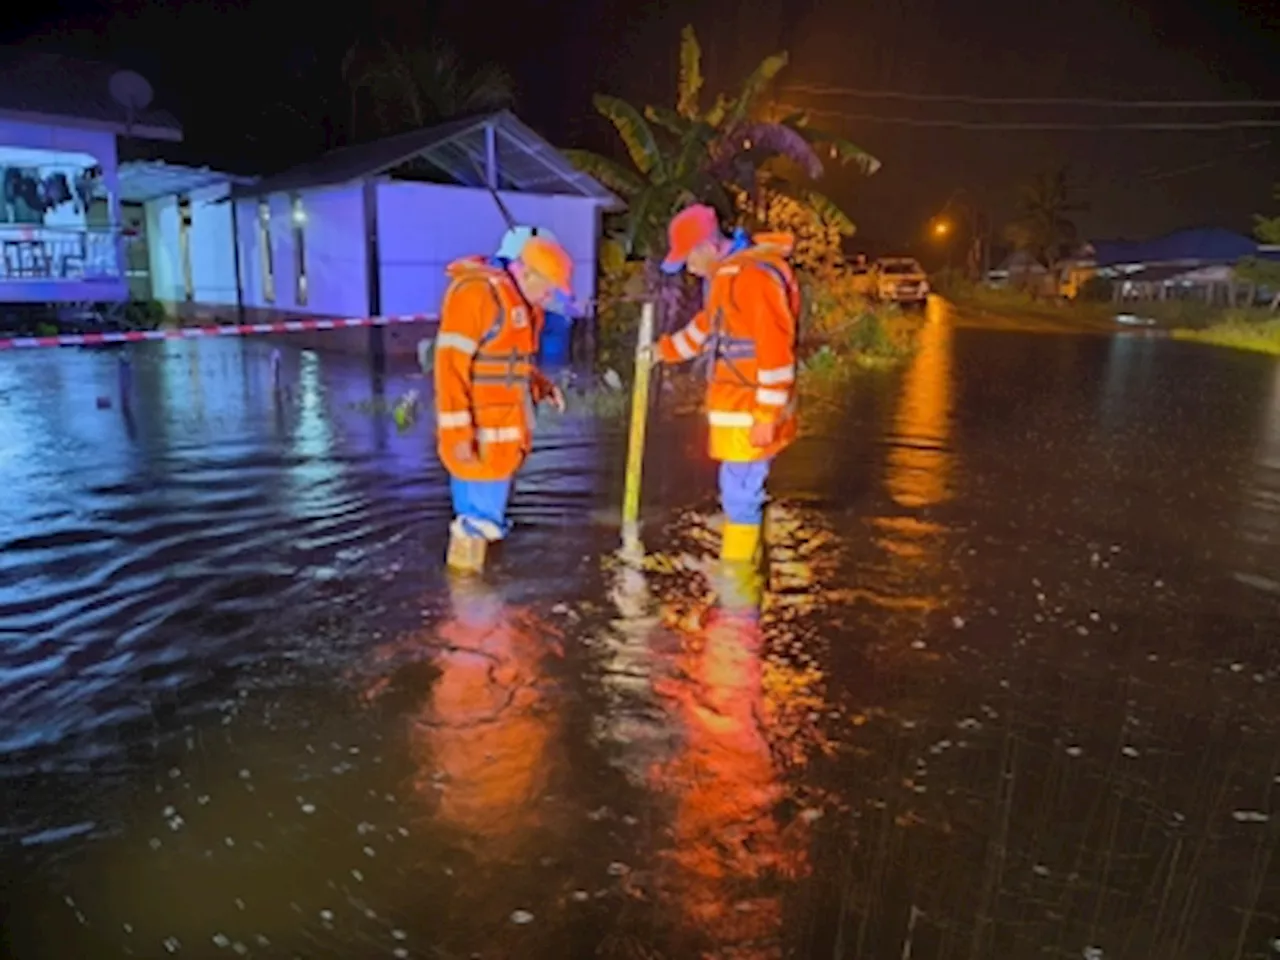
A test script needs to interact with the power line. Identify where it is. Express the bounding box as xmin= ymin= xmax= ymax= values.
xmin=1140 ymin=139 xmax=1272 ymax=181
xmin=779 ymin=106 xmax=1280 ymax=131
xmin=783 ymin=84 xmax=1280 ymax=110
